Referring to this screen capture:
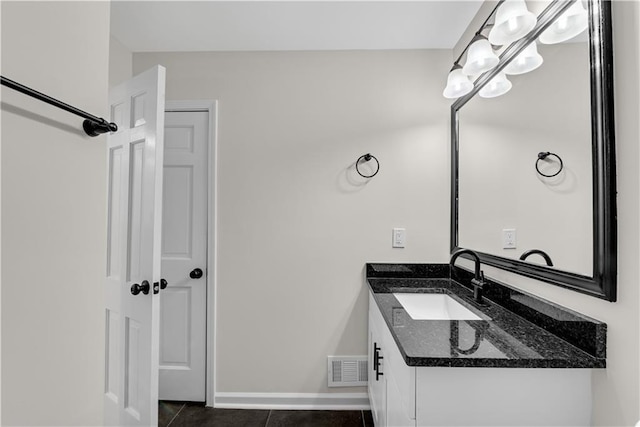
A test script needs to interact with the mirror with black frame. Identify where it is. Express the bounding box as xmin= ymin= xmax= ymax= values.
xmin=450 ymin=0 xmax=617 ymax=301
